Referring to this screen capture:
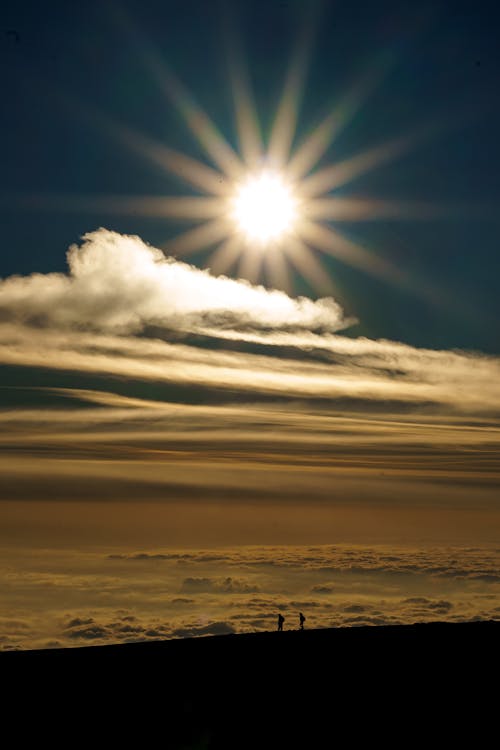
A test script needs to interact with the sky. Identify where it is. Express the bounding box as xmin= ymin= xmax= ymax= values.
xmin=0 ymin=0 xmax=499 ymax=649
